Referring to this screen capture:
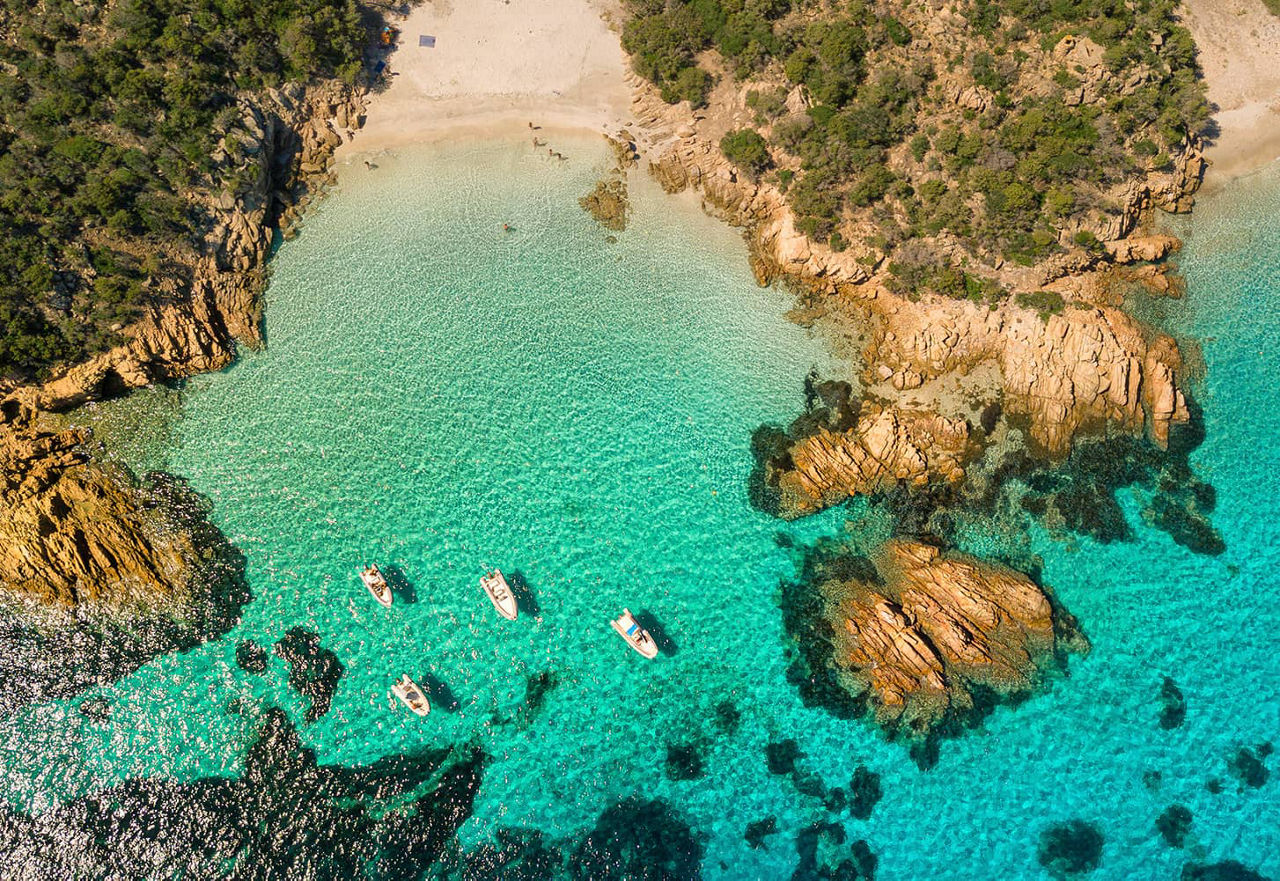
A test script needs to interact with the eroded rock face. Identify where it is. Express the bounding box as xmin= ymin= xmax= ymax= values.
xmin=752 ymin=381 xmax=972 ymax=519
xmin=783 ymin=539 xmax=1086 ymax=744
xmin=868 ymin=300 xmax=1190 ymax=456
xmin=28 ymin=81 xmax=368 ymax=412
xmin=0 ymin=416 xmax=246 ymax=714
